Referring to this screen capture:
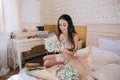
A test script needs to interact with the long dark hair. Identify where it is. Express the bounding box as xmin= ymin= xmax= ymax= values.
xmin=57 ymin=14 xmax=76 ymax=50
